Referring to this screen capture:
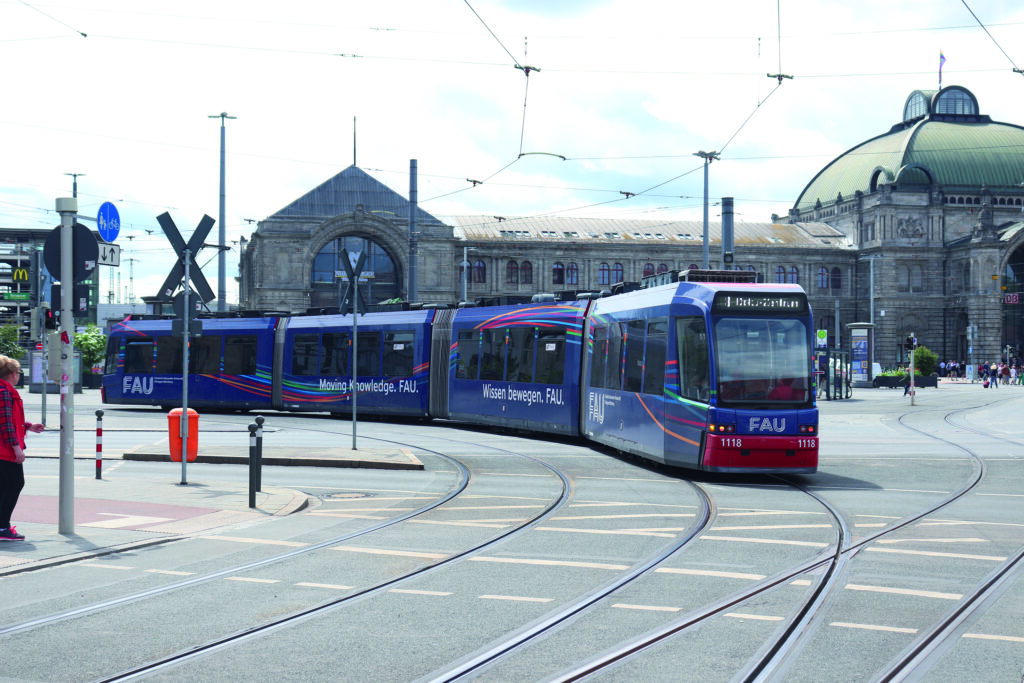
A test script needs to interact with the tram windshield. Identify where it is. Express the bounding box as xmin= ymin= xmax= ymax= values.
xmin=713 ymin=317 xmax=811 ymax=404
